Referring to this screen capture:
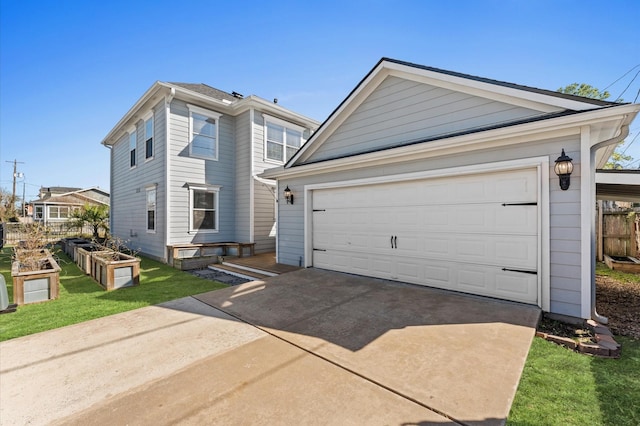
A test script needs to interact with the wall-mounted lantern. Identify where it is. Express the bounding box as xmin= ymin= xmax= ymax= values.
xmin=554 ymin=149 xmax=574 ymax=191
xmin=283 ymin=185 xmax=294 ymax=204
